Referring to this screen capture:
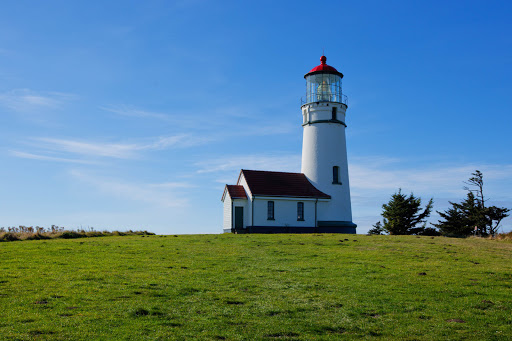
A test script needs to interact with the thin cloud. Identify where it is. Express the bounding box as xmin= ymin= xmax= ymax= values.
xmin=70 ymin=170 xmax=190 ymax=208
xmin=102 ymin=103 xmax=296 ymax=138
xmin=196 ymin=154 xmax=302 ymax=174
xmin=36 ymin=137 xmax=141 ymax=159
xmin=148 ymin=182 xmax=197 ymax=189
xmin=9 ymin=150 xmax=96 ymax=164
xmin=19 ymin=134 xmax=212 ymax=161
xmin=349 ymin=161 xmax=512 ymax=197
xmin=101 ymin=105 xmax=171 ymax=121
xmin=0 ymin=89 xmax=76 ymax=113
